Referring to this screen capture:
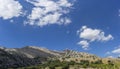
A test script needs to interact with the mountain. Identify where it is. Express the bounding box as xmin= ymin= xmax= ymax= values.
xmin=0 ymin=46 xmax=65 ymax=68
xmin=0 ymin=48 xmax=40 ymax=68
xmin=0 ymin=46 xmax=119 ymax=68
